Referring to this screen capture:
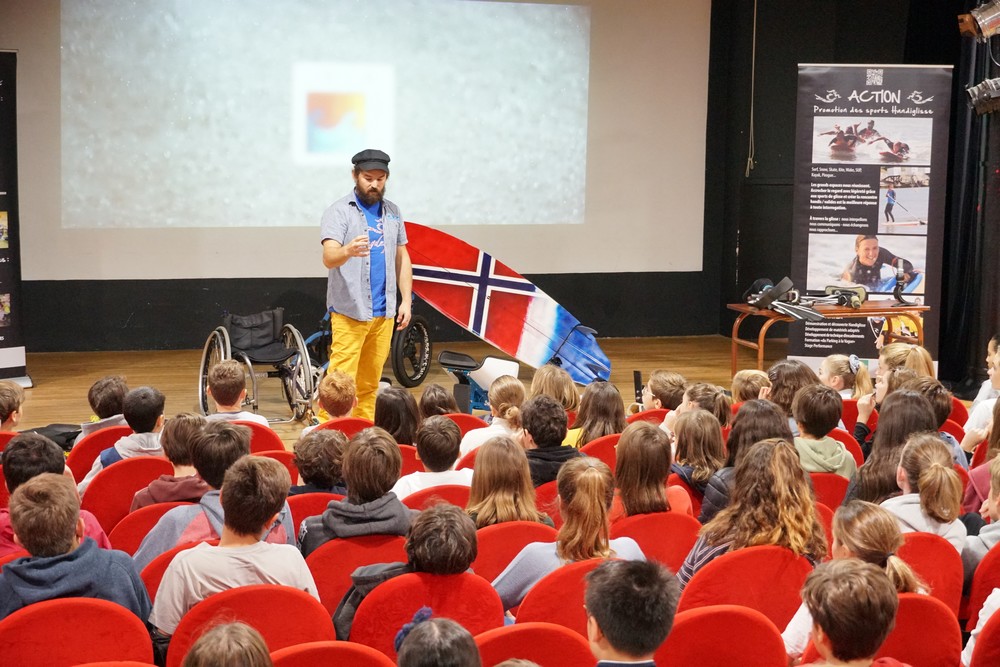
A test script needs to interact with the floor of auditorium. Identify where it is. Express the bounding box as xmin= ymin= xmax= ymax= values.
xmin=17 ymin=334 xmax=786 ymax=446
